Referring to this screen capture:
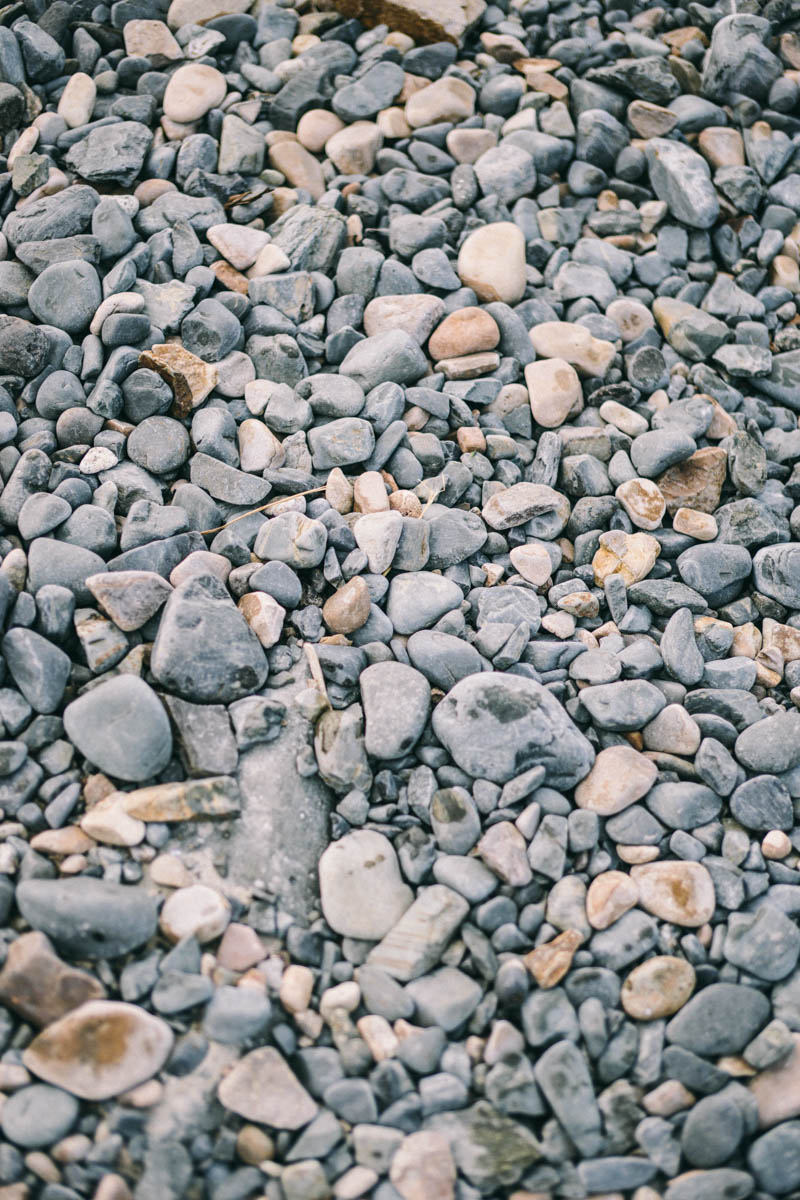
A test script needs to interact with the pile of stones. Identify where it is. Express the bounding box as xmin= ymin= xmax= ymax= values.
xmin=2 ymin=0 xmax=800 ymax=1196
